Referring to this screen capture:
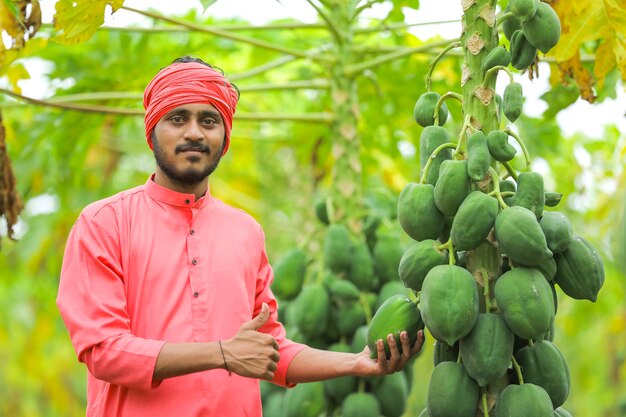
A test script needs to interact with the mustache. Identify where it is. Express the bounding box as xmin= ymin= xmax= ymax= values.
xmin=176 ymin=143 xmax=211 ymax=153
